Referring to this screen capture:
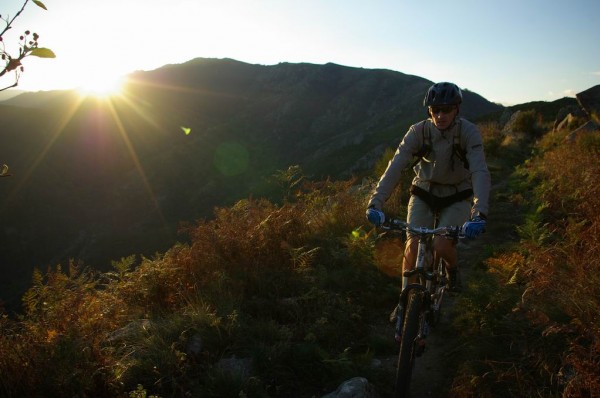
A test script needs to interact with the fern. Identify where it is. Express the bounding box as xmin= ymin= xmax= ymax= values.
xmin=22 ymin=268 xmax=44 ymax=315
xmin=110 ymin=255 xmax=137 ymax=278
